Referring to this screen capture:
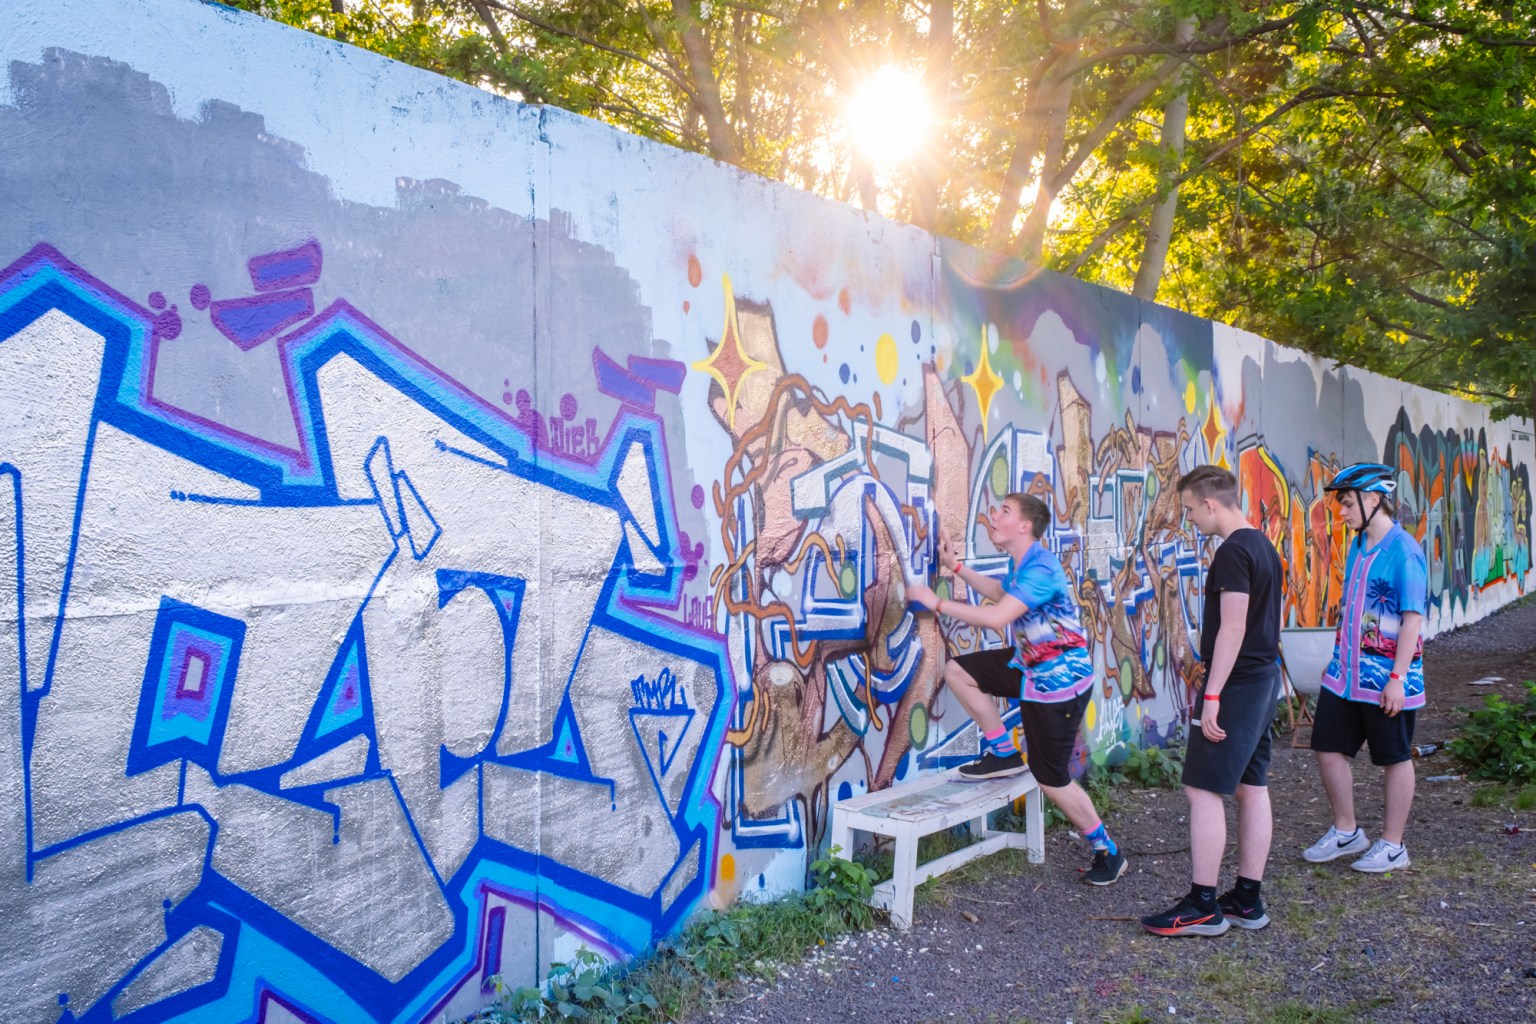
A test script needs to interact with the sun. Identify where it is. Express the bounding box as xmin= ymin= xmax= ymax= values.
xmin=844 ymin=65 xmax=933 ymax=169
